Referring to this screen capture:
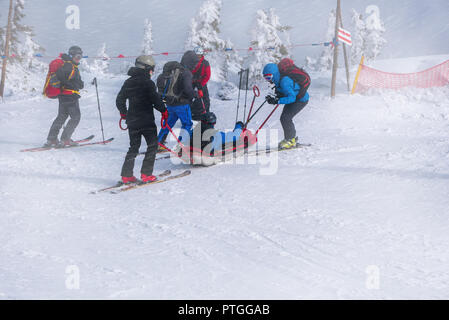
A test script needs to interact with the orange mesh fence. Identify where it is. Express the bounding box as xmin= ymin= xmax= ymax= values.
xmin=353 ymin=59 xmax=449 ymax=93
